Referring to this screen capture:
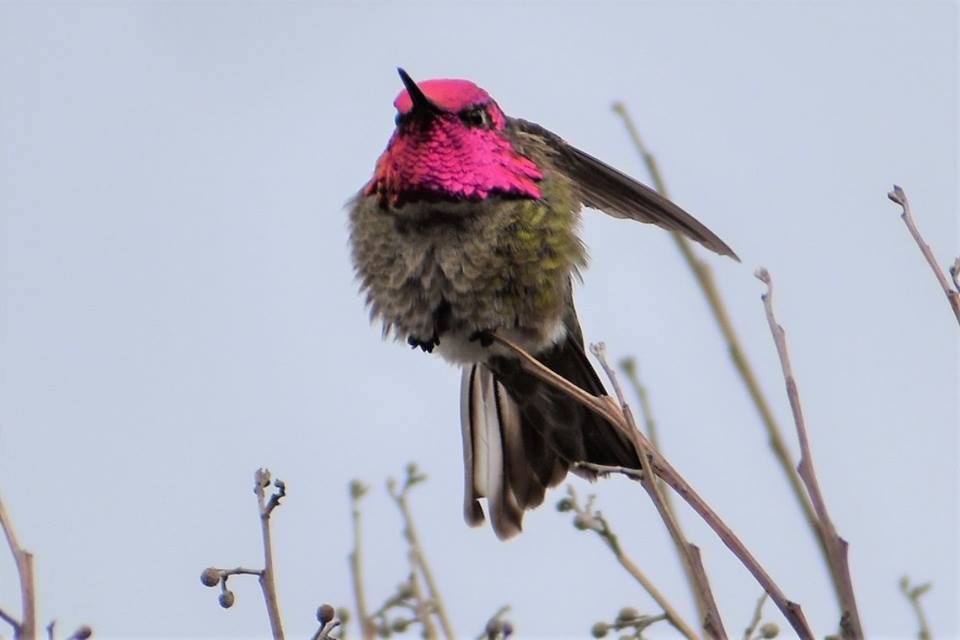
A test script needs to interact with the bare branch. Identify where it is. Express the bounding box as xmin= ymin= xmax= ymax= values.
xmin=899 ymin=576 xmax=932 ymax=640
xmin=888 ymin=185 xmax=960 ymax=325
xmin=560 ymin=486 xmax=699 ymax=640
xmin=0 ymin=607 xmax=18 ymax=634
xmin=254 ymin=468 xmax=286 ymax=640
xmin=348 ymin=480 xmax=375 ymax=640
xmin=388 ymin=465 xmax=454 ymax=640
xmin=492 ymin=332 xmax=814 ymax=640
xmin=311 ymin=619 xmax=342 ymax=640
xmin=202 ymin=470 xmax=287 ymax=638
xmin=204 ymin=566 xmax=263 ymax=580
xmin=0 ymin=490 xmax=36 ymax=640
xmin=593 ymin=609 xmax=670 ymax=640
xmin=64 ymin=625 xmax=92 ymax=640
xmin=755 ymin=269 xmax=863 ymax=639
xmin=592 ymin=343 xmax=726 ymax=639
xmin=611 ymin=103 xmax=837 ymax=601
xmin=476 ymin=605 xmax=513 ymax=640
xmin=742 ymin=594 xmax=768 ymax=640
xmin=618 ymin=353 xmax=707 ymax=624
xmin=618 ymin=359 xmax=665 ymax=466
